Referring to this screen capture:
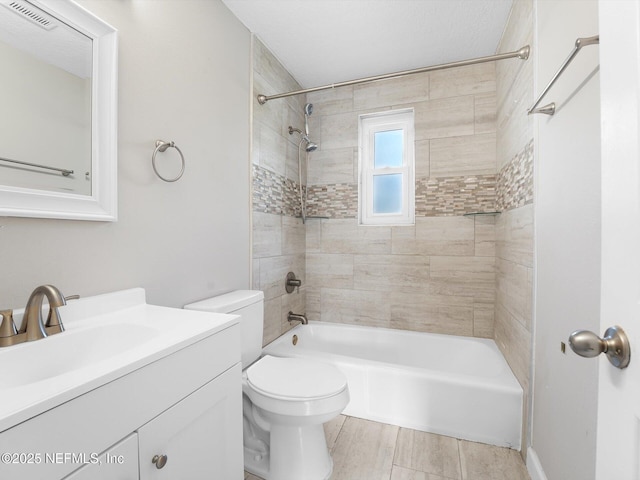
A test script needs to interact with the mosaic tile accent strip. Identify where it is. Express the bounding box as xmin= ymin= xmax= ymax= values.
xmin=306 ymin=184 xmax=358 ymax=218
xmin=304 ymin=175 xmax=497 ymax=219
xmin=252 ymin=164 xmax=303 ymax=217
xmin=254 ymin=164 xmax=509 ymax=219
xmin=415 ymin=174 xmax=497 ymax=217
xmin=496 ymin=139 xmax=534 ymax=212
